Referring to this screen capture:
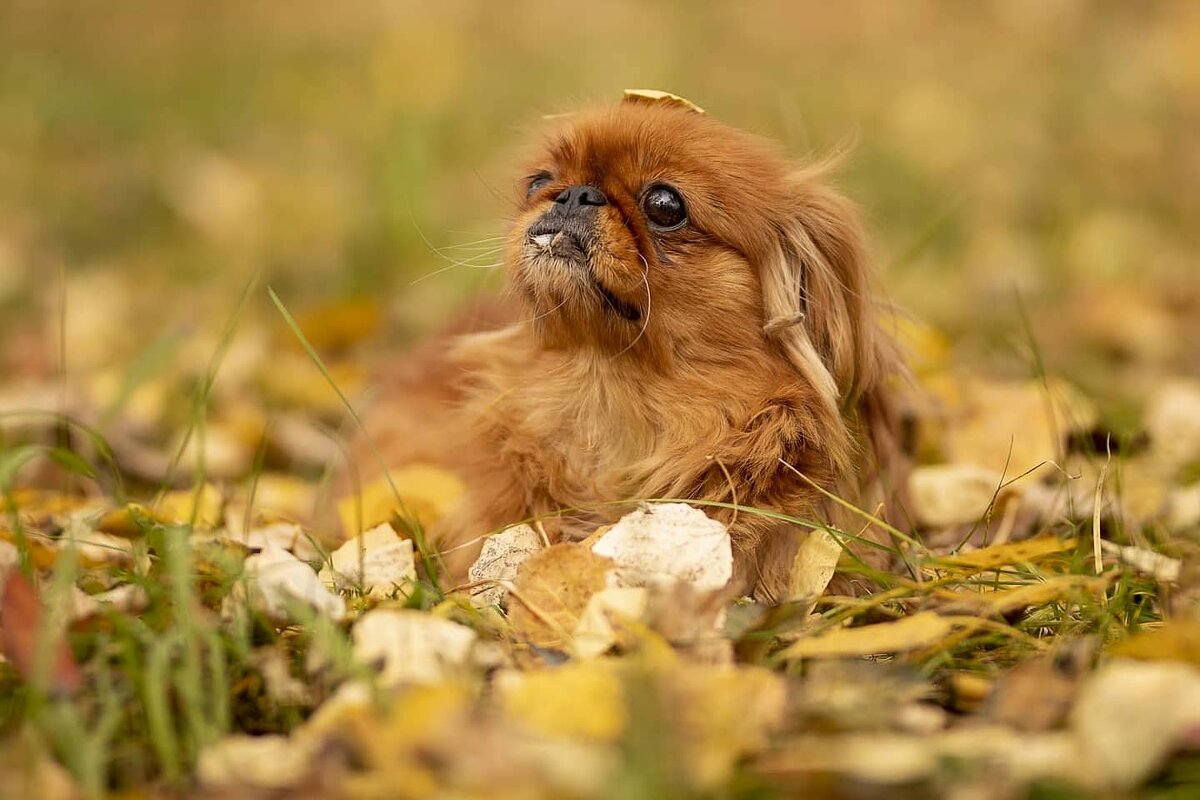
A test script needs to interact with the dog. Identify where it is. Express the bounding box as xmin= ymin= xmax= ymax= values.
xmin=350 ymin=92 xmax=907 ymax=601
